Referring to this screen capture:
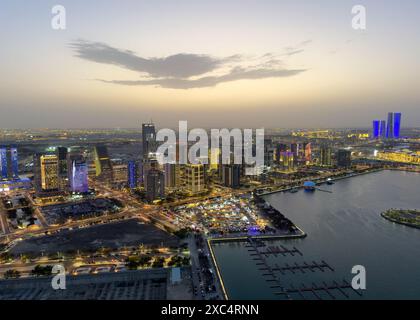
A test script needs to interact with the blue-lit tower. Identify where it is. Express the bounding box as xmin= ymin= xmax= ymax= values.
xmin=9 ymin=146 xmax=19 ymax=179
xmin=393 ymin=112 xmax=402 ymax=139
xmin=0 ymin=147 xmax=7 ymax=179
xmin=0 ymin=146 xmax=19 ymax=180
xmin=127 ymin=161 xmax=138 ymax=189
xmin=379 ymin=120 xmax=387 ymax=138
xmin=372 ymin=120 xmax=380 ymax=139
